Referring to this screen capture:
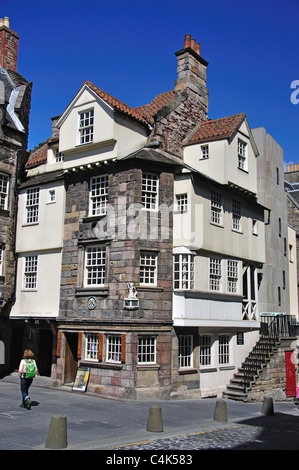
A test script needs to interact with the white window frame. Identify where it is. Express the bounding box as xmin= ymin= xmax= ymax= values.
xmin=137 ymin=336 xmax=156 ymax=364
xmin=173 ymin=253 xmax=195 ymax=290
xmin=210 ymin=190 xmax=223 ymax=226
xmin=84 ymin=245 xmax=106 ymax=287
xmin=142 ymin=173 xmax=159 ymax=211
xmin=78 ymin=109 xmax=94 ymax=145
xmin=237 ymin=139 xmax=247 ymax=171
xmin=200 ymin=335 xmax=212 ymax=366
xmin=200 ymin=144 xmax=209 ymax=159
xmin=209 ymin=257 xmax=222 ymax=291
xmin=25 ymin=187 xmax=40 ymax=224
xmin=0 ymin=245 xmax=4 ymax=277
xmin=85 ymin=333 xmax=98 ymax=361
xmin=227 ymin=260 xmax=239 ymax=293
xmin=106 ymin=334 xmax=122 ymax=363
xmin=231 ymin=199 xmax=242 ymax=232
xmin=140 ymin=251 xmax=157 ymax=286
xmin=0 ymin=173 xmax=9 ymax=211
xmin=89 ymin=175 xmax=108 ymax=216
xmin=46 ymin=189 xmax=56 ymax=204
xmin=252 ymin=219 xmax=258 ymax=235
xmin=218 ymin=335 xmax=230 ymax=365
xmin=54 ymin=148 xmax=64 ymax=162
xmin=176 ymin=193 xmax=188 ymax=213
xmin=178 ymin=335 xmax=193 ymax=369
xmin=23 ymin=255 xmax=38 ymax=291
